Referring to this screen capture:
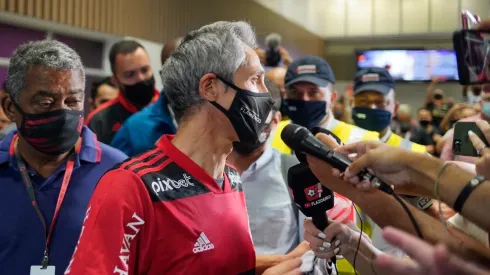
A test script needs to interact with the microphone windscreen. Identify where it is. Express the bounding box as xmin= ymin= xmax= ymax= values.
xmin=265 ymin=33 xmax=282 ymax=49
xmin=281 ymin=124 xmax=310 ymax=149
